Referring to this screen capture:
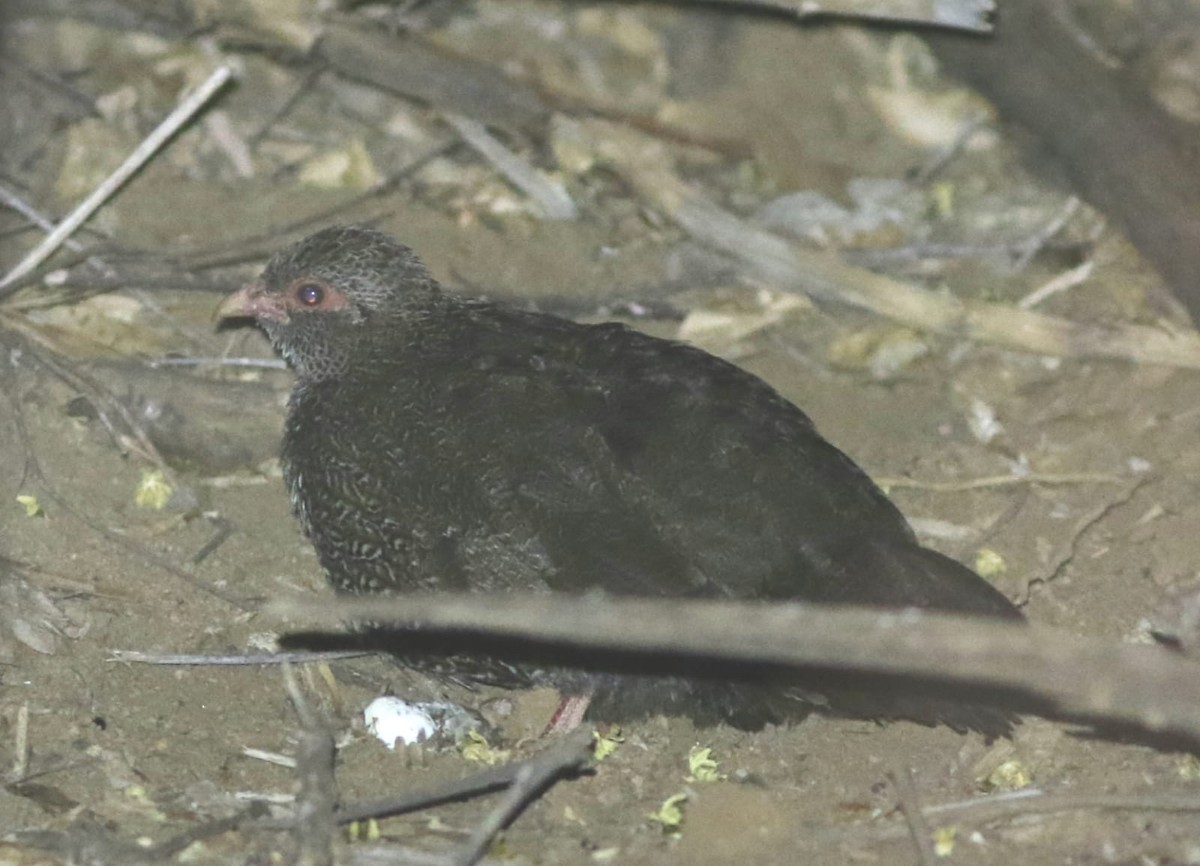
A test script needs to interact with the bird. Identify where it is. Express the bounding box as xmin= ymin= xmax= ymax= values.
xmin=218 ymin=224 xmax=1022 ymax=734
